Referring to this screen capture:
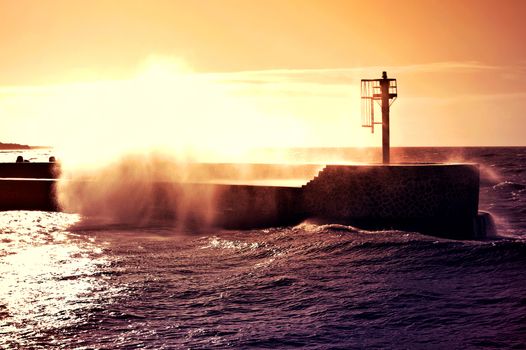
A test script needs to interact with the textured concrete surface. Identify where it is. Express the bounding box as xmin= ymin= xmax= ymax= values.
xmin=302 ymin=164 xmax=480 ymax=238
xmin=0 ymin=163 xmax=481 ymax=238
